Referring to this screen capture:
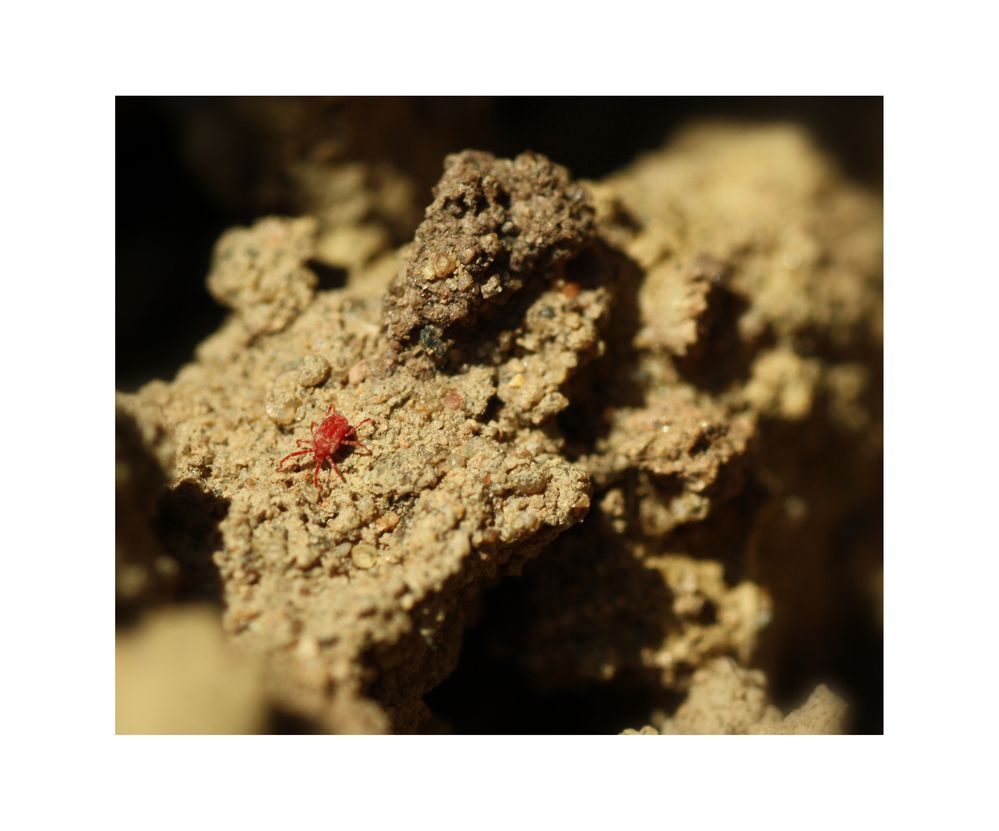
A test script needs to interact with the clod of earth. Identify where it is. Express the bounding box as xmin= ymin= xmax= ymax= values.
xmin=117 ymin=126 xmax=881 ymax=733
